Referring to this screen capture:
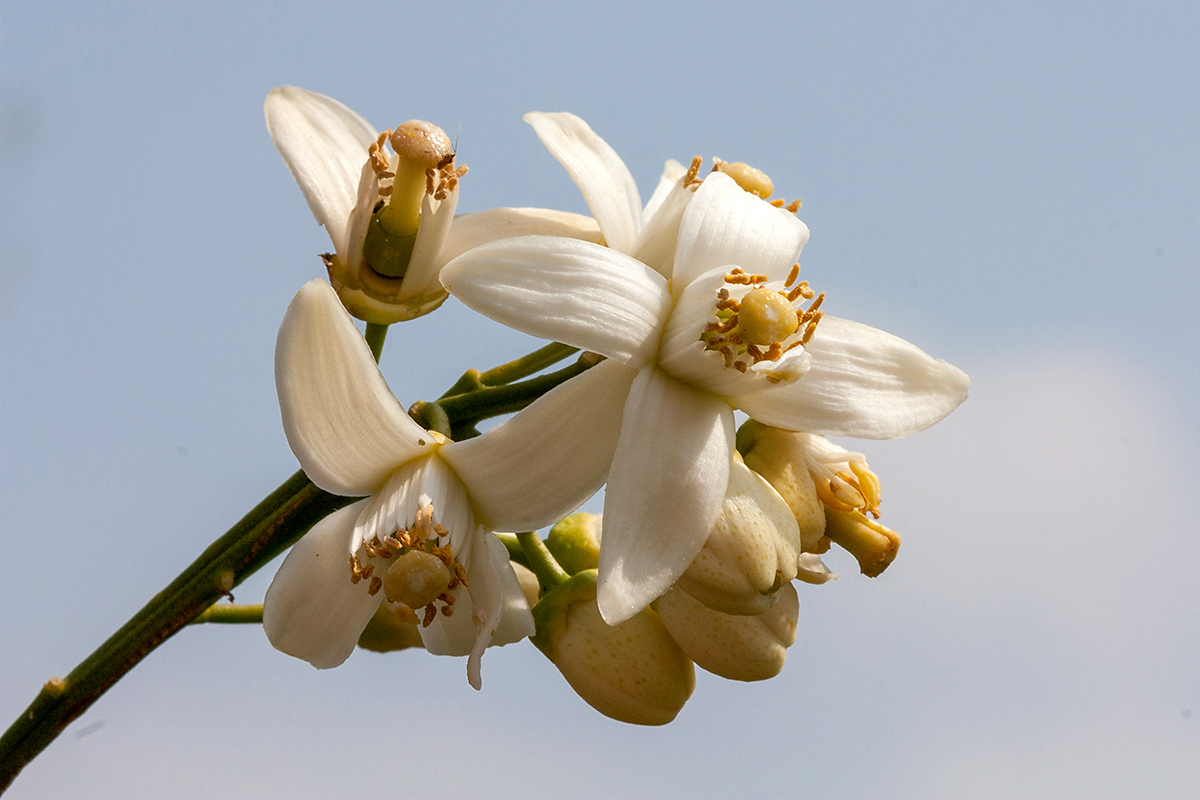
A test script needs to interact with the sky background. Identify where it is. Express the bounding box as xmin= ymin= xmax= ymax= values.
xmin=2 ymin=1 xmax=1198 ymax=797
